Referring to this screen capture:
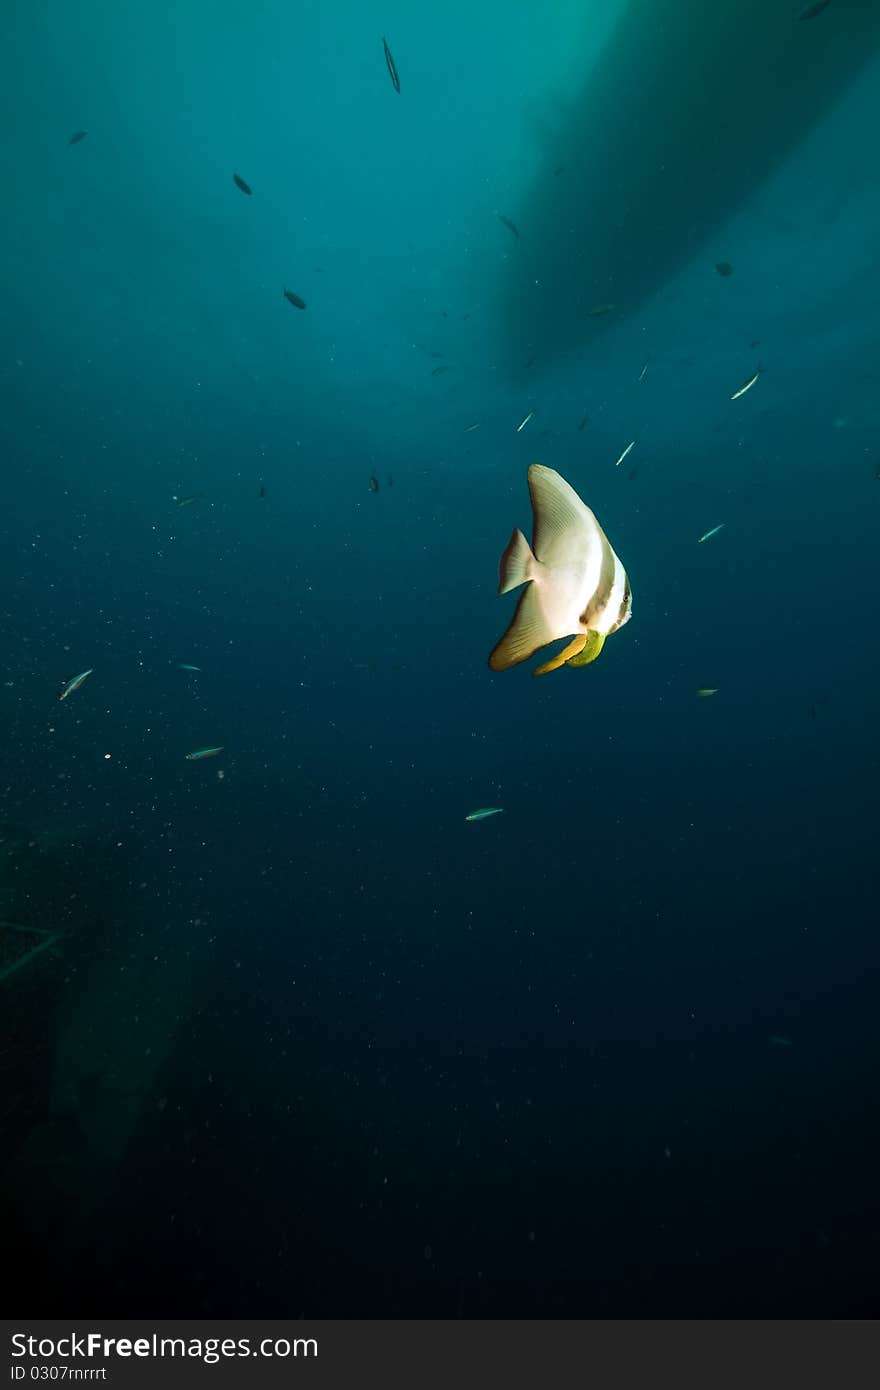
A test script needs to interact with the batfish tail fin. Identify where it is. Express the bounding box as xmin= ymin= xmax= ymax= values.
xmin=497 ymin=527 xmax=538 ymax=595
